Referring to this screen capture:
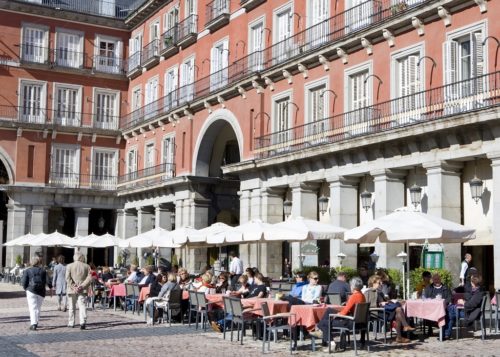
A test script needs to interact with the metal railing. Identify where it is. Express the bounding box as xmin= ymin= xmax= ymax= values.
xmin=160 ymin=25 xmax=179 ymax=53
xmin=119 ymin=0 xmax=431 ymax=131
xmin=19 ymin=43 xmax=49 ymax=64
xmin=0 ymin=105 xmax=120 ymax=130
xmin=117 ymin=162 xmax=176 ymax=187
xmin=10 ymin=0 xmax=143 ymax=20
xmin=53 ymin=48 xmax=87 ymax=69
xmin=254 ymin=71 xmax=500 ymax=158
xmin=93 ymin=55 xmax=124 ymax=74
xmin=205 ymin=0 xmax=230 ymax=25
xmin=141 ymin=39 xmax=160 ymax=65
xmin=178 ymin=14 xmax=198 ymax=41
xmin=126 ymin=51 xmax=142 ymax=74
xmin=49 ymin=172 xmax=117 ymax=190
